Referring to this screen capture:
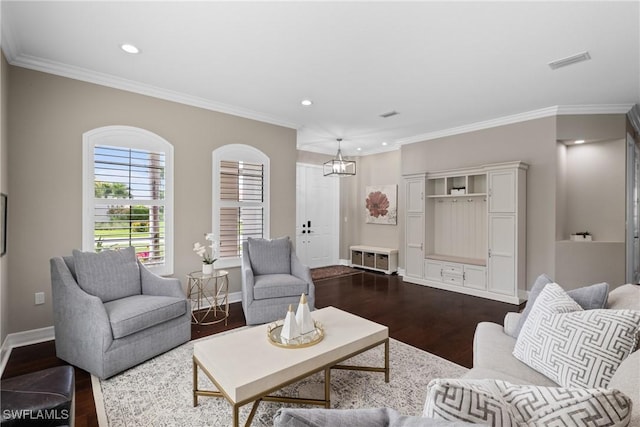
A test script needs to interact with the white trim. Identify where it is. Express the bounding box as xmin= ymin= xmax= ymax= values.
xmin=0 ymin=326 xmax=55 ymax=376
xmin=397 ymin=104 xmax=635 ymax=146
xmin=82 ymin=126 xmax=175 ymax=276
xmin=339 ymin=258 xmax=350 ymax=266
xmin=397 ymin=267 xmax=406 ymax=277
xmin=7 ymin=53 xmax=299 ymax=130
